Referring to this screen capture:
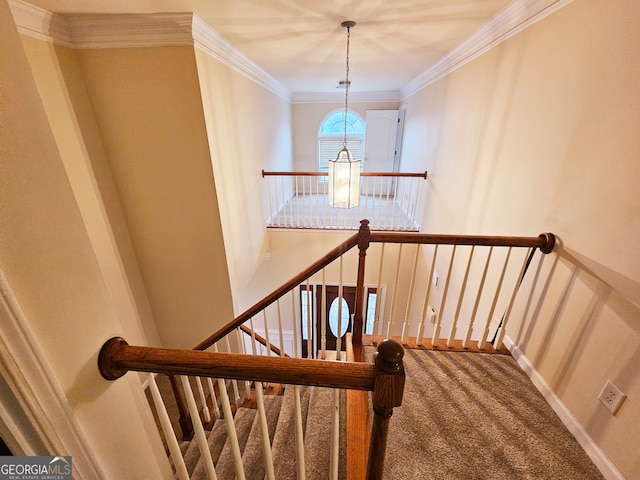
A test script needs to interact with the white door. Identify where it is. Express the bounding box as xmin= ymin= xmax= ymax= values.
xmin=363 ymin=110 xmax=398 ymax=195
xmin=364 ymin=110 xmax=398 ymax=172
